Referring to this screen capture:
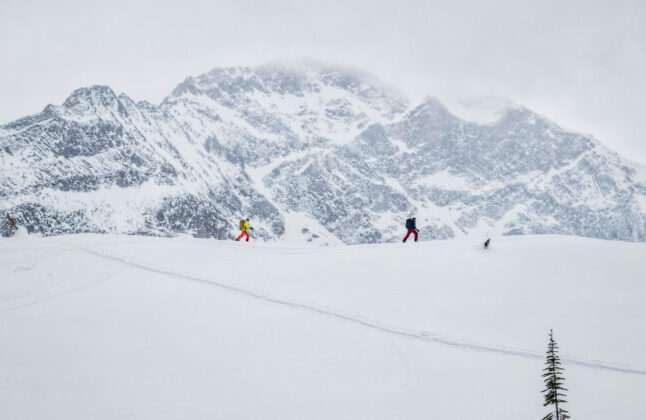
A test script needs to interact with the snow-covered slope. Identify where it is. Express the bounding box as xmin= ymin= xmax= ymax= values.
xmin=1 ymin=234 xmax=645 ymax=419
xmin=1 ymin=62 xmax=645 ymax=243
